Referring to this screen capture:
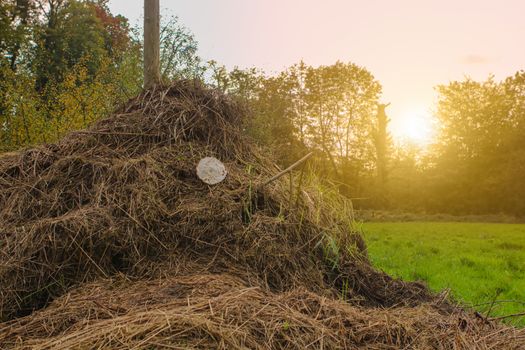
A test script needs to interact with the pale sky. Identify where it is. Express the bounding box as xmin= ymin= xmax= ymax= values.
xmin=108 ymin=0 xmax=525 ymax=143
